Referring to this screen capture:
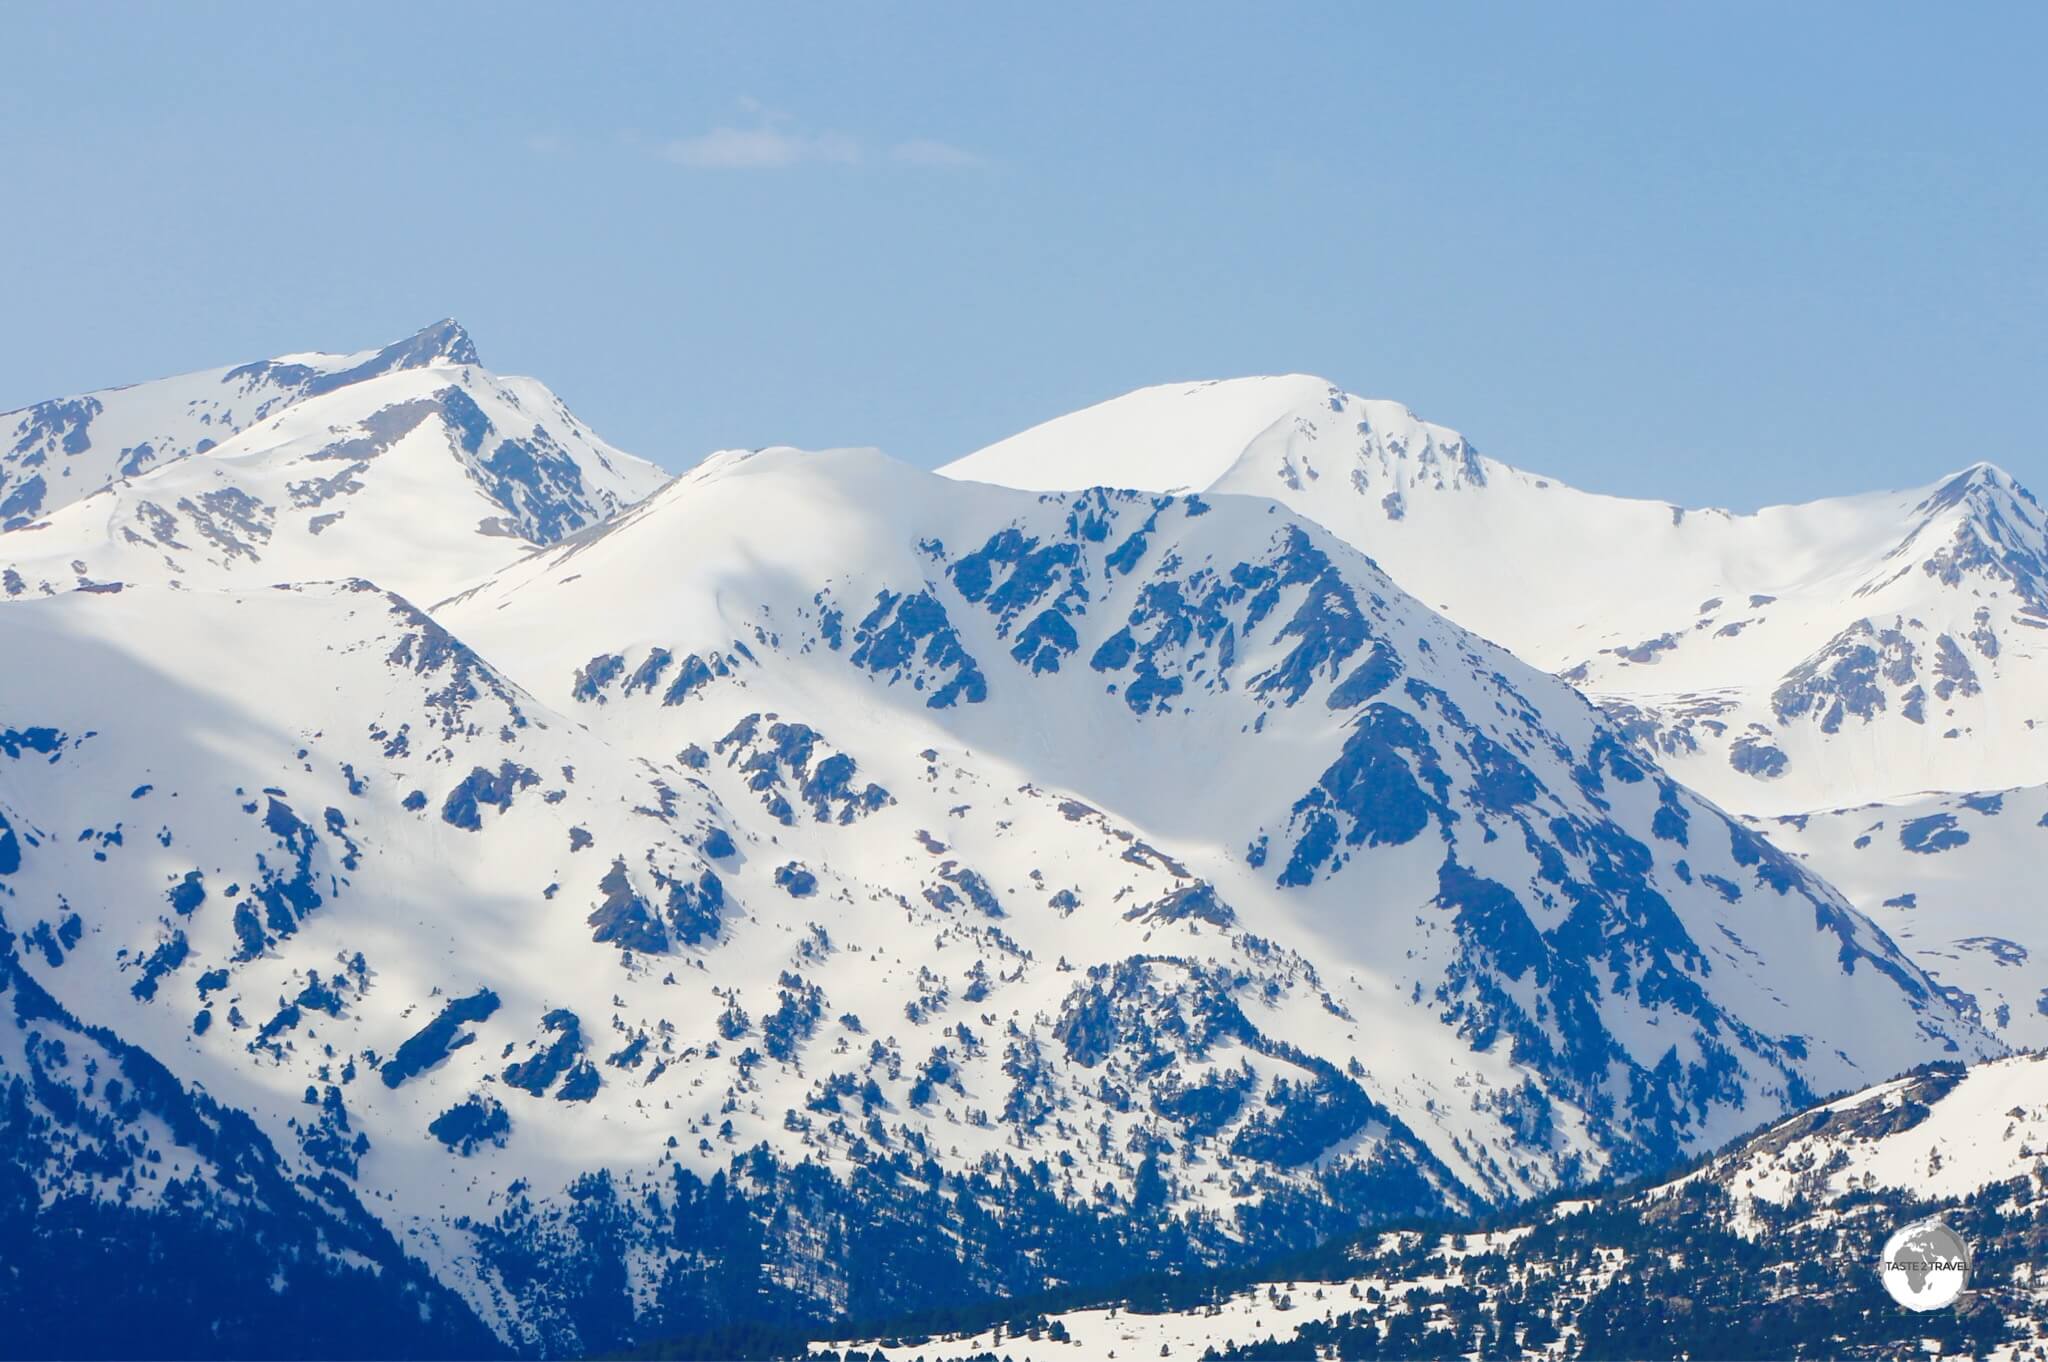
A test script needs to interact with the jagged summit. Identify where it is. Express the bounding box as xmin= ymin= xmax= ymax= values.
xmin=226 ymin=317 xmax=481 ymax=399
xmin=403 ymin=316 xmax=480 ymax=366
xmin=1901 ymin=461 xmax=2041 ymax=544
xmin=1923 ymin=458 xmax=2030 ymax=499
xmin=0 ymin=319 xmax=489 ymax=528
xmin=952 ymin=381 xmax=2048 ymax=815
xmin=0 ymin=326 xmax=669 ymax=602
xmin=1890 ymin=458 xmax=2048 ymax=604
